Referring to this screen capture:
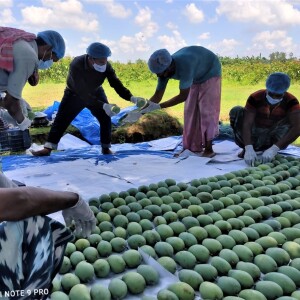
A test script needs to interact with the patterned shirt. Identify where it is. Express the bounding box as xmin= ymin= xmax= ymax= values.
xmin=245 ymin=89 xmax=300 ymax=128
